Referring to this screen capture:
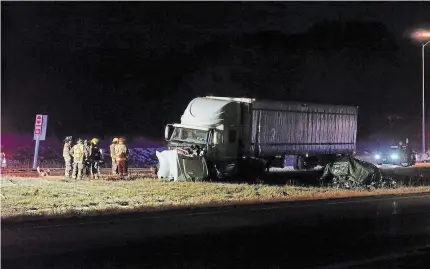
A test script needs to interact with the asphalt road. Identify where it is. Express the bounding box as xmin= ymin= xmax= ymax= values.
xmin=2 ymin=192 xmax=430 ymax=269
